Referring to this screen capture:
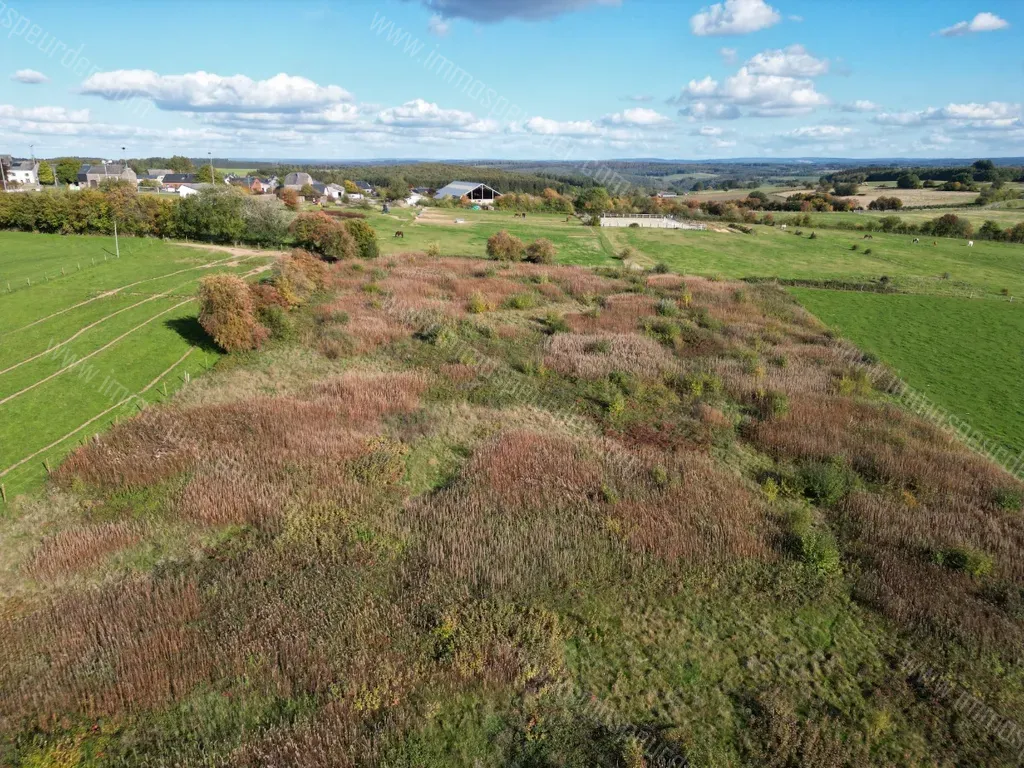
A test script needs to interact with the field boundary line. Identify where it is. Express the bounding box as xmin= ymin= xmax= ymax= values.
xmin=0 ymin=251 xmax=261 ymax=339
xmin=0 ymin=299 xmax=193 ymax=409
xmin=0 ymin=347 xmax=196 ymax=482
